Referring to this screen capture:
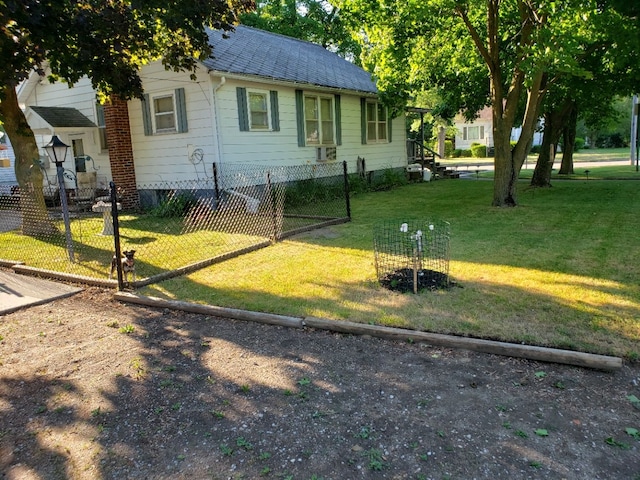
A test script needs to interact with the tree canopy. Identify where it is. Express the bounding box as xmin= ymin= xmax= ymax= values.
xmin=240 ymin=0 xmax=360 ymax=61
xmin=337 ymin=0 xmax=640 ymax=206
